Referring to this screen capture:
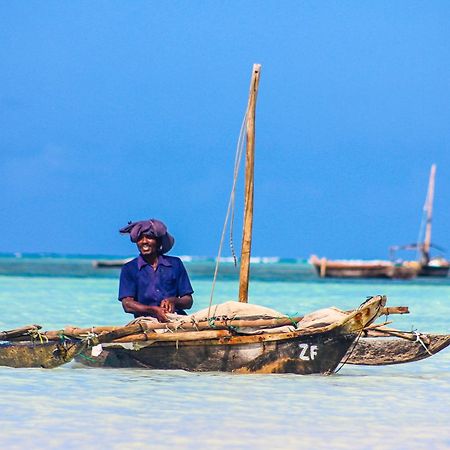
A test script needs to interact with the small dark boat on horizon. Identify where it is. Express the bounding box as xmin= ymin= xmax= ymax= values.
xmin=92 ymin=258 xmax=132 ymax=268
